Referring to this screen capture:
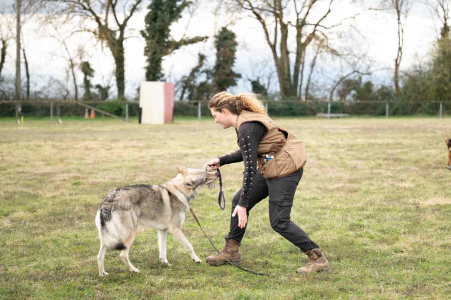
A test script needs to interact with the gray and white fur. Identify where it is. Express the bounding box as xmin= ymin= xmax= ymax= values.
xmin=95 ymin=167 xmax=218 ymax=276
